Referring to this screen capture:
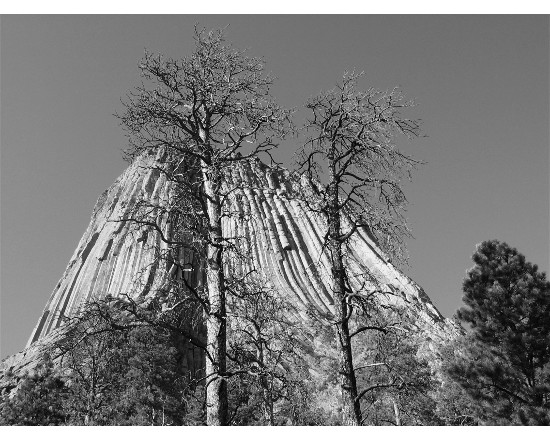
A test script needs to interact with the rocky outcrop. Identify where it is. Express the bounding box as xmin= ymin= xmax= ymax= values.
xmin=1 ymin=151 xmax=459 ymax=390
